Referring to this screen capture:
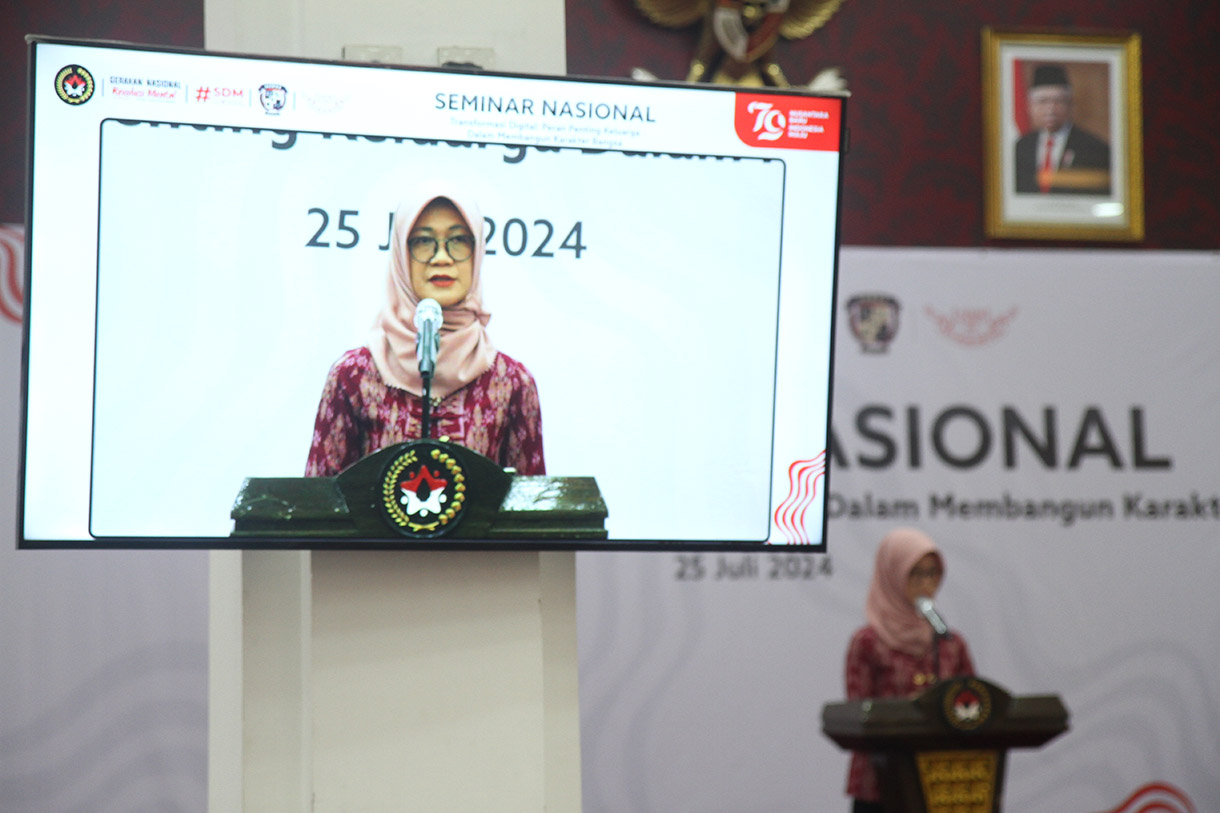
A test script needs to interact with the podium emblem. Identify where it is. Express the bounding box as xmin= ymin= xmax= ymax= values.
xmin=941 ymin=677 xmax=994 ymax=732
xmin=379 ymin=441 xmax=468 ymax=537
